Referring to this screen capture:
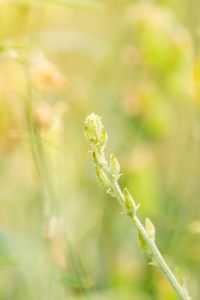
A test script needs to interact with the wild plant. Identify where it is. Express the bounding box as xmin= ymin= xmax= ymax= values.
xmin=84 ymin=113 xmax=191 ymax=300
